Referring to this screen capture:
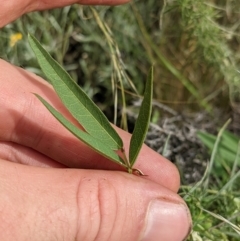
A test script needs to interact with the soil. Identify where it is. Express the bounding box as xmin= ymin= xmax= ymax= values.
xmin=127 ymin=100 xmax=234 ymax=185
